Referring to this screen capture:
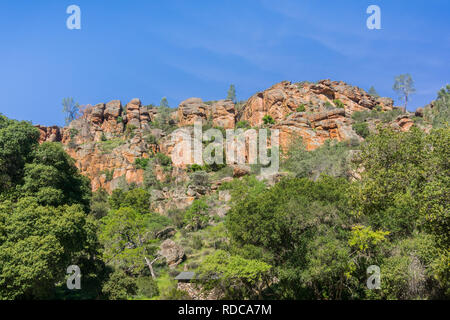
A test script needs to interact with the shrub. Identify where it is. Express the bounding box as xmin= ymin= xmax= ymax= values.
xmin=100 ymin=169 xmax=114 ymax=182
xmin=160 ymin=285 xmax=191 ymax=300
xmin=144 ymin=134 xmax=157 ymax=144
xmin=143 ymin=163 xmax=161 ymax=190
xmin=282 ymin=138 xmax=357 ymax=180
xmin=155 ymin=152 xmax=172 ymax=167
xmin=190 ymin=171 xmax=209 ymax=187
xmin=101 ymin=270 xmax=138 ymax=300
xmin=333 ymin=99 xmax=345 ymax=109
xmin=69 ymin=128 xmax=79 ymax=139
xmin=192 ymin=235 xmax=203 ymax=250
xmin=188 ymin=164 xmax=204 ymax=172
xmin=262 ymin=115 xmax=275 ymax=125
xmin=99 ymin=138 xmax=125 ymax=154
xmin=116 ymin=116 xmax=123 ymax=123
xmin=324 ymin=101 xmax=334 ymax=109
xmin=168 ymin=209 xmax=185 ymax=229
xmin=352 ymin=122 xmax=370 ymax=138
xmin=125 ymin=124 xmax=137 ymax=136
xmin=135 ymin=157 xmax=150 ymax=170
xmin=296 ymin=104 xmax=306 ymax=112
xmin=184 ymin=199 xmax=209 ymax=231
xmin=101 ymin=133 xmax=107 ymax=141
xmin=136 ymin=277 xmax=159 ymax=298
xmin=236 ymin=120 xmax=250 ymax=129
